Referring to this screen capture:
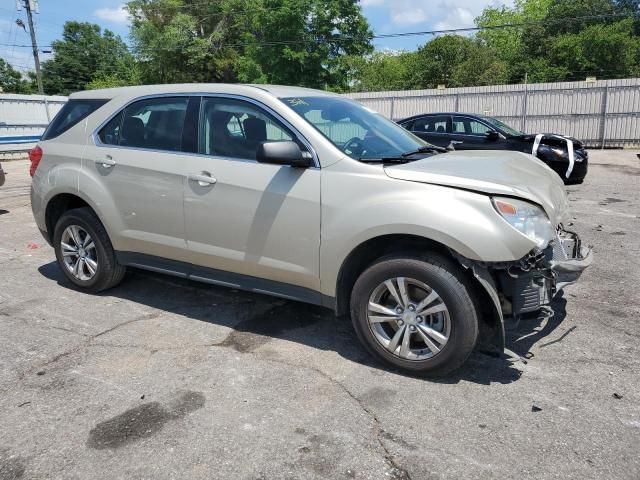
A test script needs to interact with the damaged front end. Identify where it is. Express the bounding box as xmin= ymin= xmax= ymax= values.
xmin=455 ymin=226 xmax=592 ymax=351
xmin=496 ymin=227 xmax=592 ymax=317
